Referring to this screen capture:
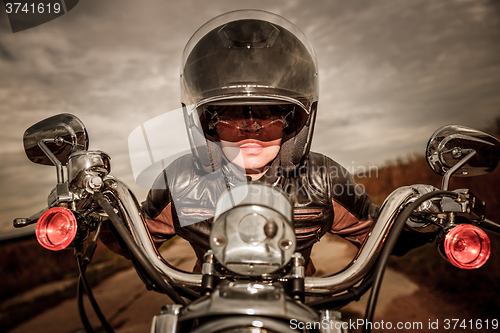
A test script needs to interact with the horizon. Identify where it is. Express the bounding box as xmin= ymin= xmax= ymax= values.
xmin=1 ymin=0 xmax=500 ymax=237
